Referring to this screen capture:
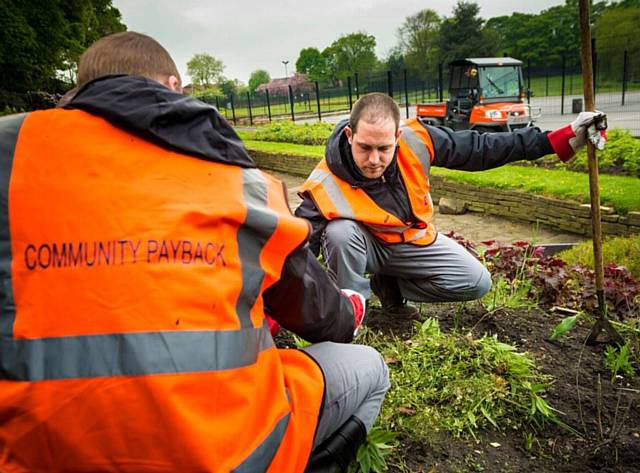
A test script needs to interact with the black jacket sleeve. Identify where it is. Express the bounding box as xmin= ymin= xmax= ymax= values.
xmin=425 ymin=124 xmax=555 ymax=171
xmin=294 ymin=192 xmax=328 ymax=257
xmin=263 ymin=244 xmax=355 ymax=343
